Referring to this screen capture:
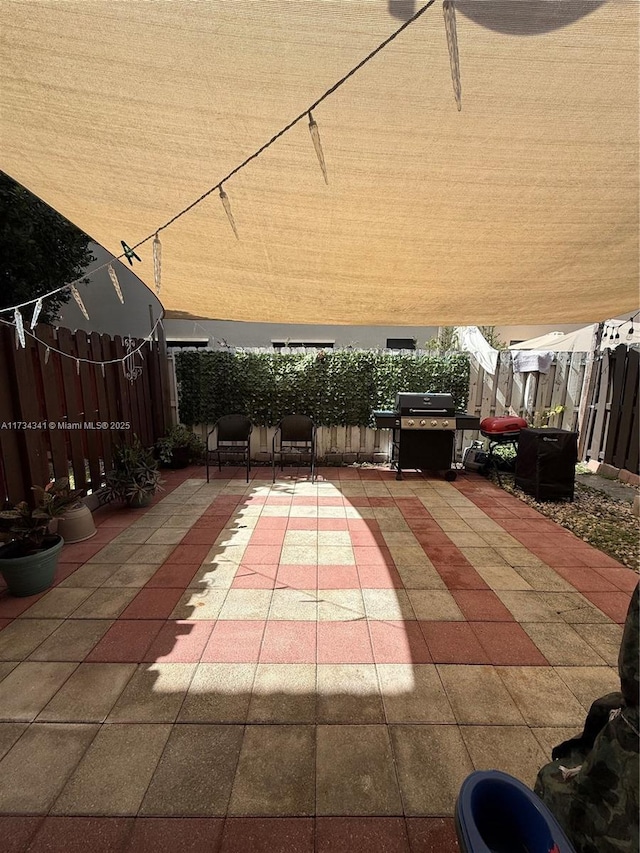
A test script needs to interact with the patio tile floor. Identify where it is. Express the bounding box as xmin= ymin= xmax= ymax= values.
xmin=0 ymin=466 xmax=636 ymax=851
